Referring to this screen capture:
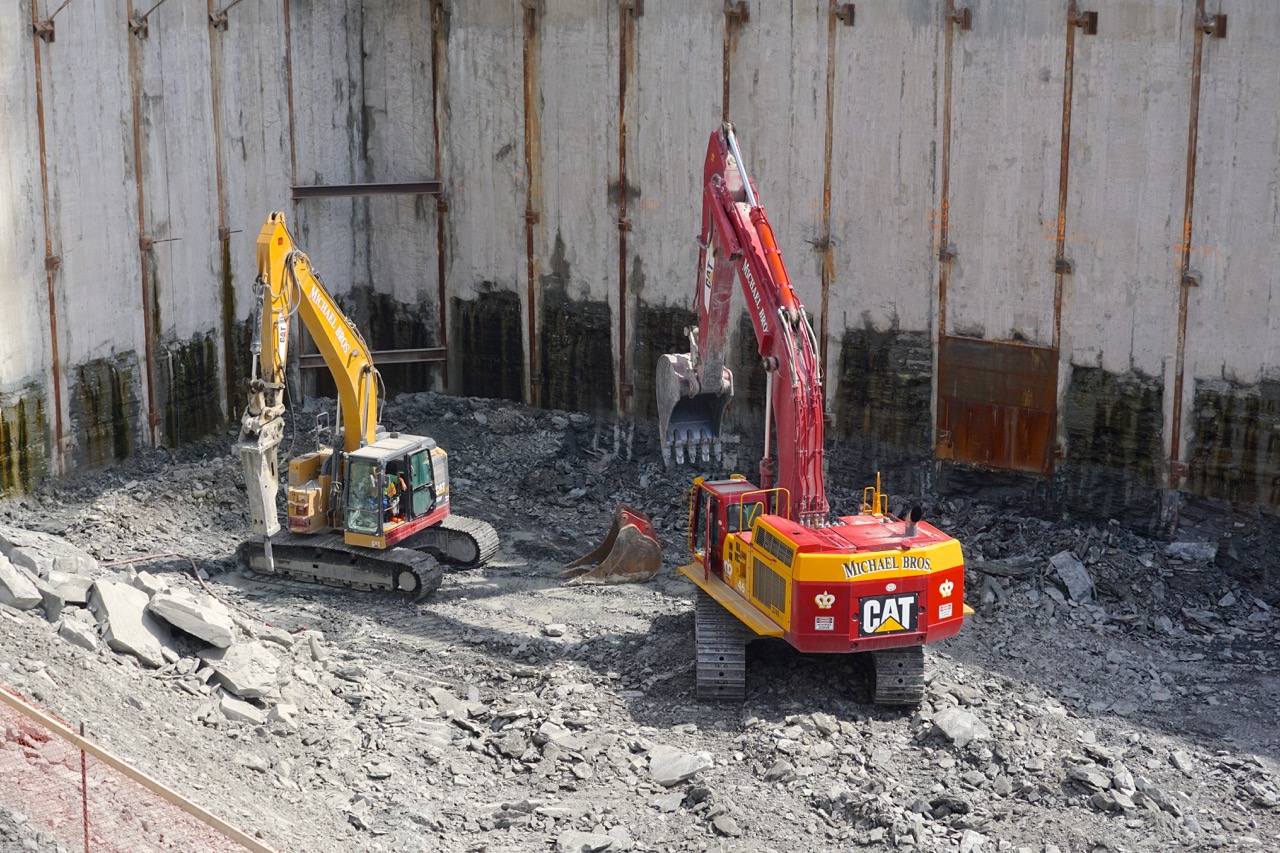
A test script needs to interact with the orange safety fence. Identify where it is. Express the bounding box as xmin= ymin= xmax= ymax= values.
xmin=0 ymin=685 xmax=279 ymax=853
